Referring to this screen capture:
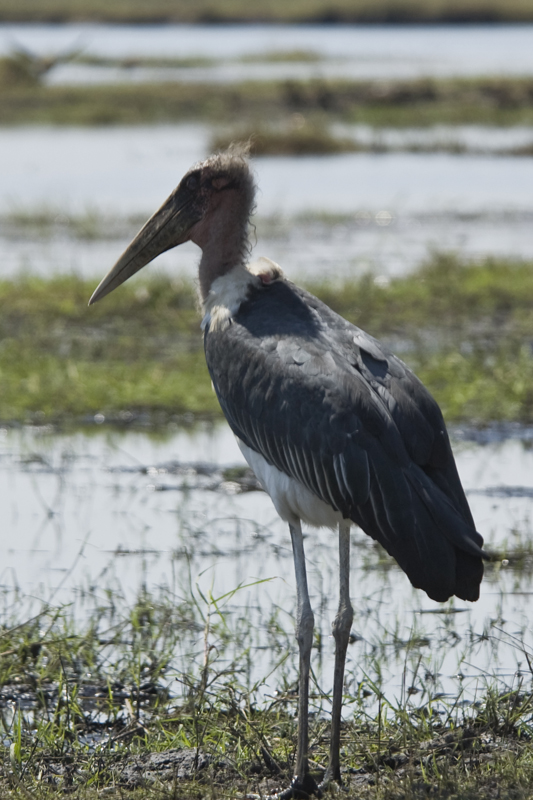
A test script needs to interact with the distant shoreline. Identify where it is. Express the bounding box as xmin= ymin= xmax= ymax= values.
xmin=1 ymin=1 xmax=533 ymax=25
